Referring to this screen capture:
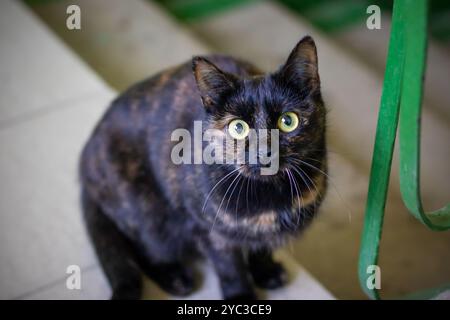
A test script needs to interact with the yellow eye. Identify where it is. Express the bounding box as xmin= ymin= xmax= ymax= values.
xmin=278 ymin=112 xmax=299 ymax=133
xmin=228 ymin=119 xmax=250 ymax=140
